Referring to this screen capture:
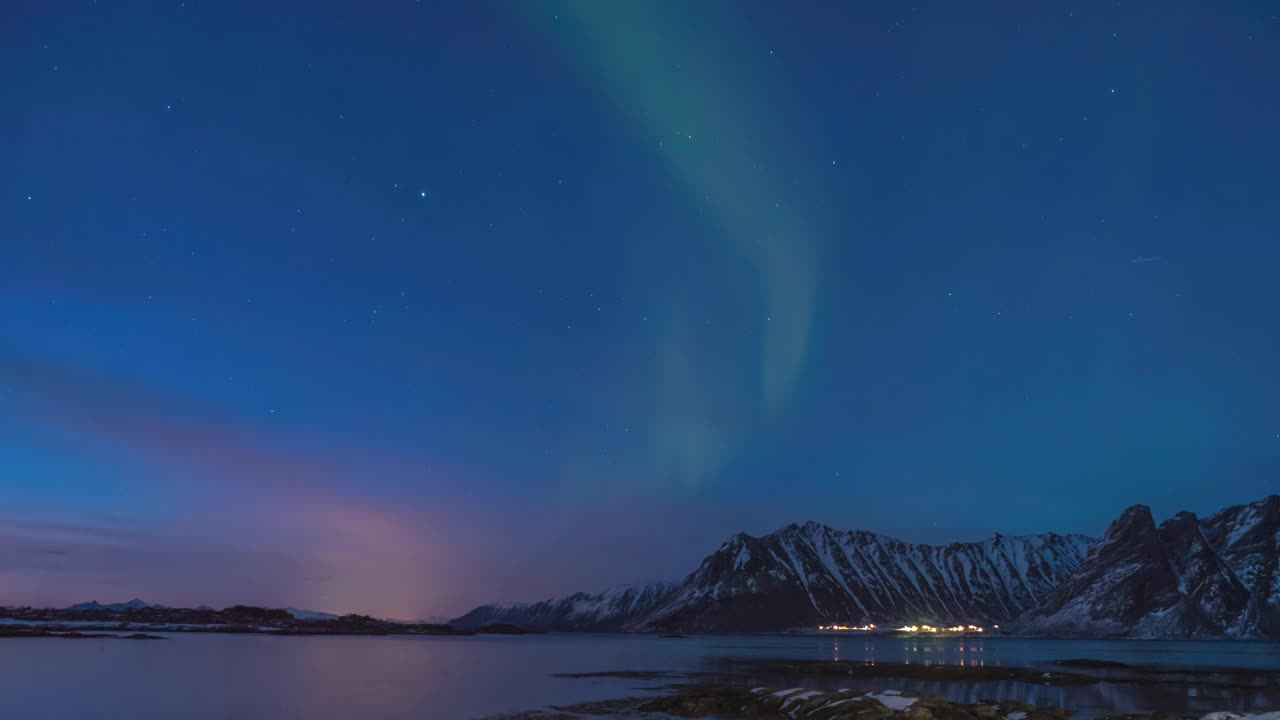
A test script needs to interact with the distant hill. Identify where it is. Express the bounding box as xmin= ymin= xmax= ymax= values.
xmin=66 ymin=599 xmax=163 ymax=612
xmin=285 ymin=607 xmax=339 ymax=621
xmin=452 ymin=582 xmax=677 ymax=631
